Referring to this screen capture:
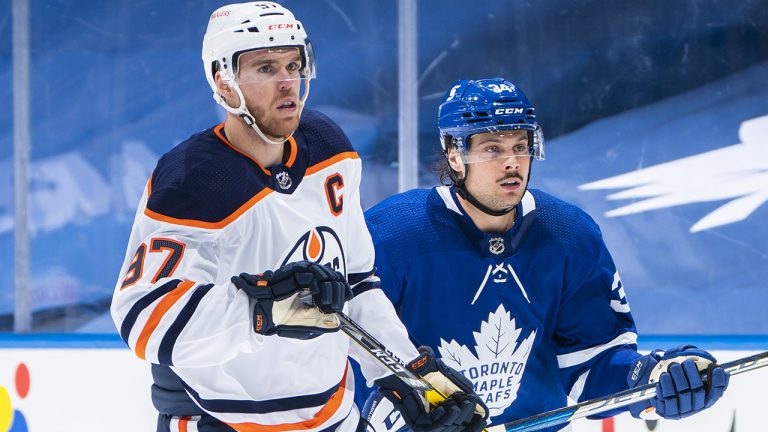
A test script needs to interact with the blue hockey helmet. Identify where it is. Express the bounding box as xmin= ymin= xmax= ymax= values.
xmin=438 ymin=78 xmax=544 ymax=160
